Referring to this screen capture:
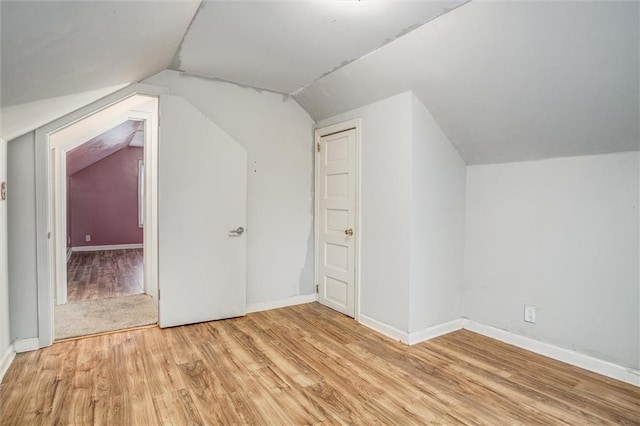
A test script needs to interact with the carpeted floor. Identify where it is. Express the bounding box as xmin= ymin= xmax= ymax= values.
xmin=54 ymin=294 xmax=158 ymax=340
